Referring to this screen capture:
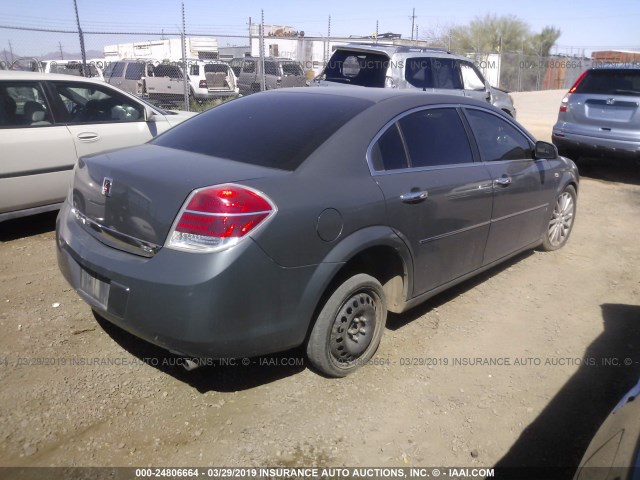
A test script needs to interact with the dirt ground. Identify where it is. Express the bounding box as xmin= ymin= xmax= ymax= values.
xmin=1 ymin=91 xmax=640 ymax=474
